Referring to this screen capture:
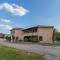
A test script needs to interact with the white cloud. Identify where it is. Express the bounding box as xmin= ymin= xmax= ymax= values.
xmin=1 ymin=19 xmax=11 ymax=23
xmin=0 ymin=3 xmax=29 ymax=16
xmin=0 ymin=19 xmax=12 ymax=30
xmin=0 ymin=24 xmax=12 ymax=30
